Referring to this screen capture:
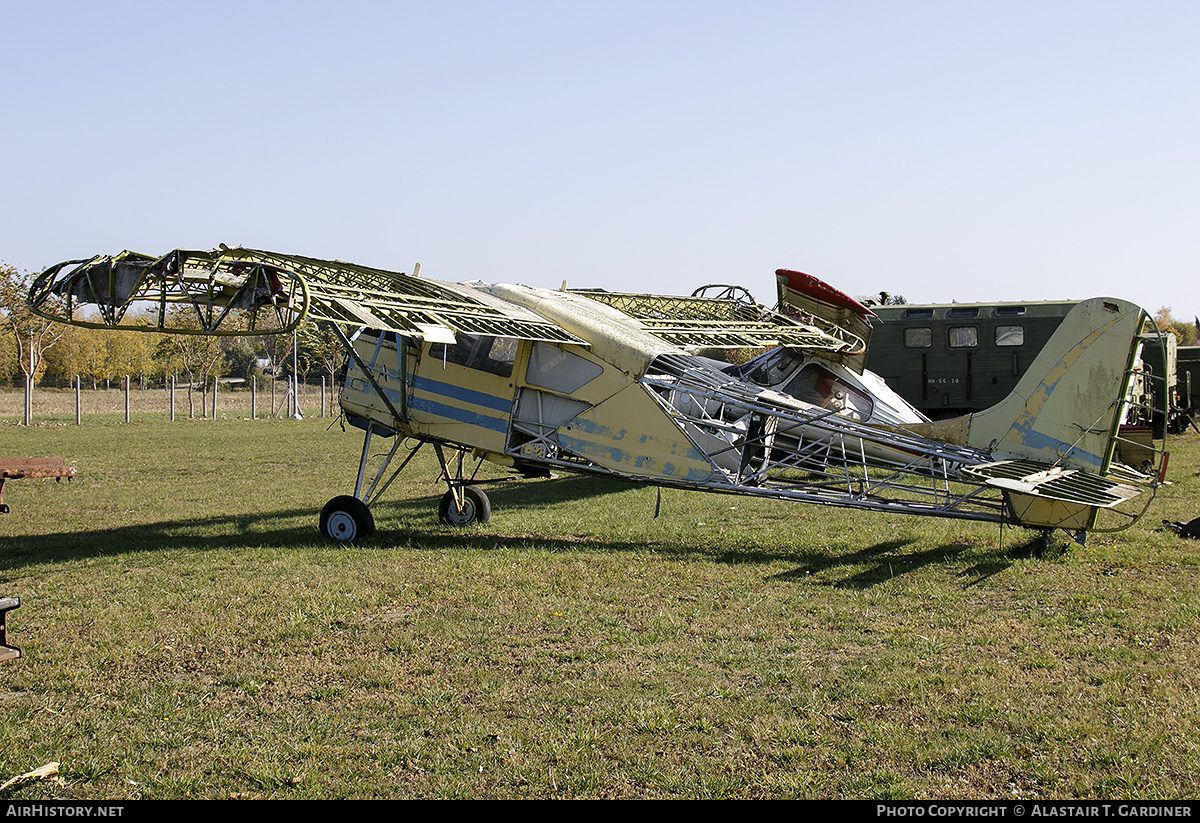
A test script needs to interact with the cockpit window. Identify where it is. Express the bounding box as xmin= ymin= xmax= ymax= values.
xmin=781 ymin=364 xmax=874 ymax=421
xmin=429 ymin=334 xmax=517 ymax=378
xmin=740 ymin=350 xmax=874 ymax=421
xmin=525 ymin=342 xmax=603 ymax=394
xmin=741 ymin=348 xmax=804 ymax=387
